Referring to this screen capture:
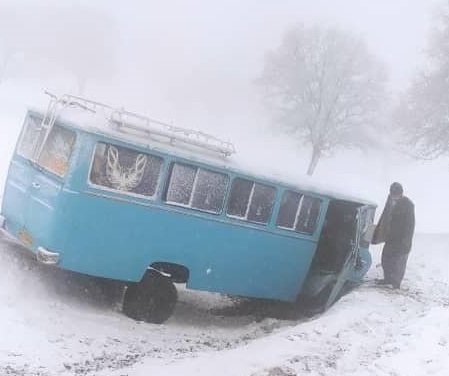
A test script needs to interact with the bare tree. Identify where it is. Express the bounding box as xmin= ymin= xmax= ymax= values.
xmin=257 ymin=25 xmax=388 ymax=175
xmin=395 ymin=4 xmax=449 ymax=160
